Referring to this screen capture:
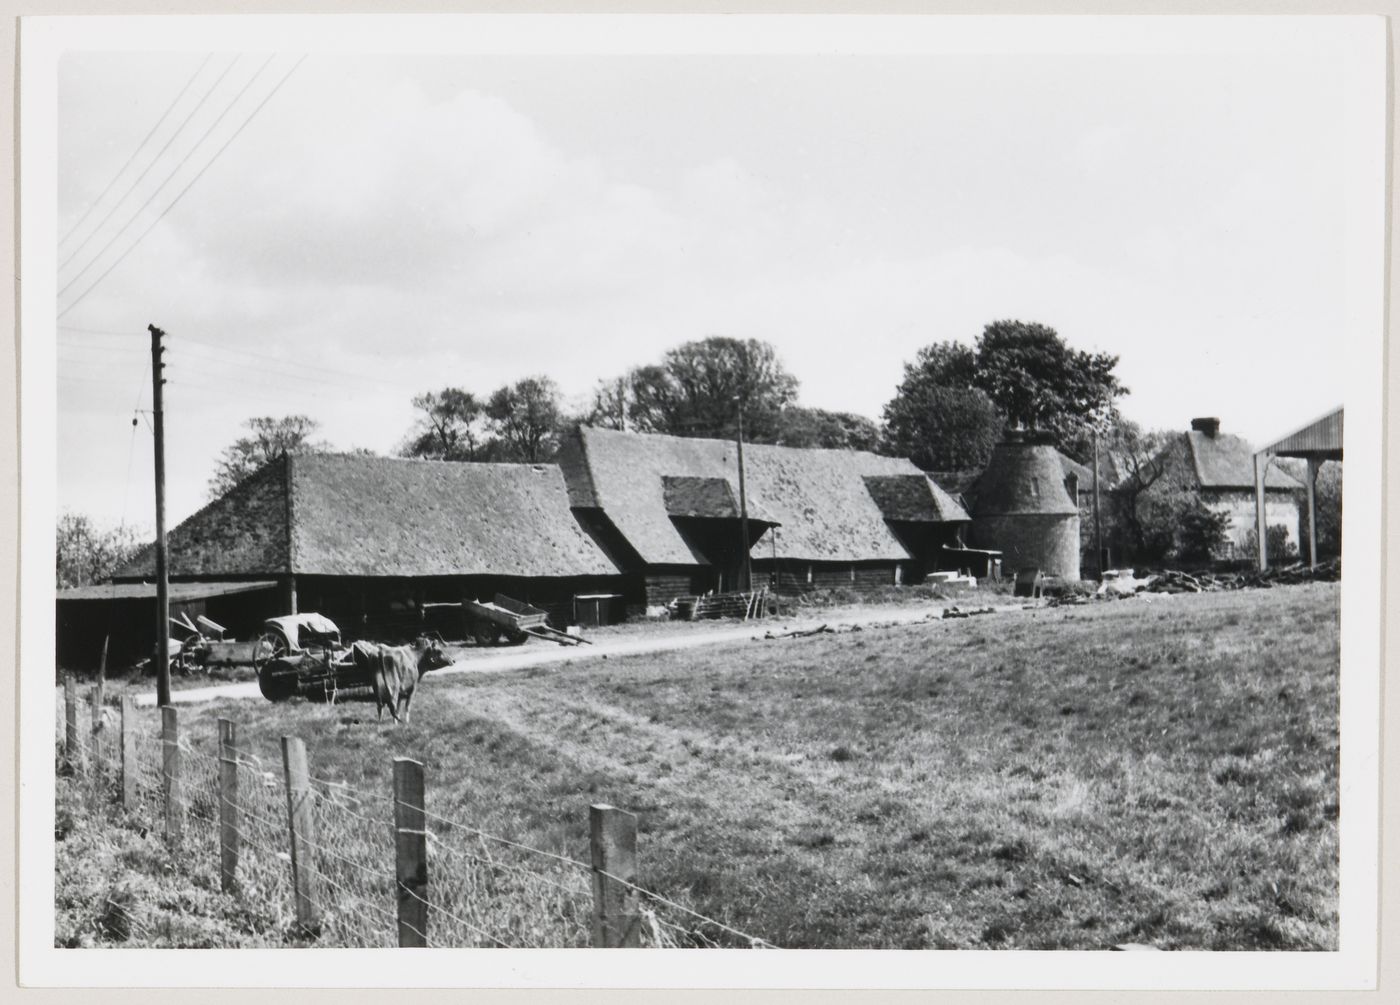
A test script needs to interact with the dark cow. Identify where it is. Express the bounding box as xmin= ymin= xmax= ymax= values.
xmin=368 ymin=638 xmax=454 ymax=723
